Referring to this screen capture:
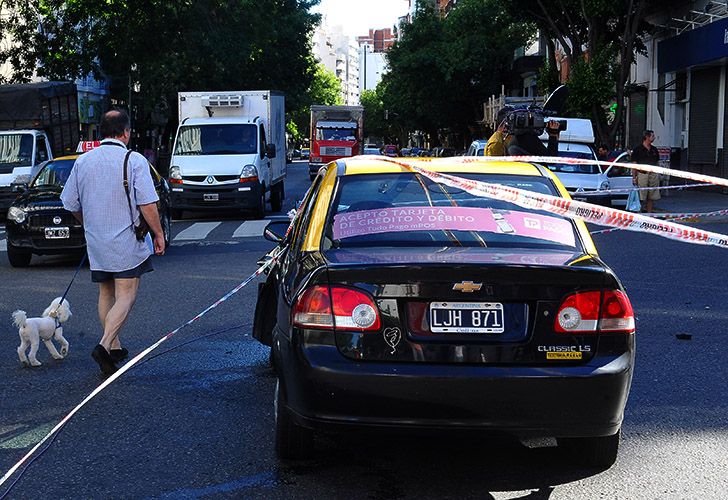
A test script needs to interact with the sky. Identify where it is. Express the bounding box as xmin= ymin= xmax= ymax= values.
xmin=312 ymin=0 xmax=410 ymax=38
